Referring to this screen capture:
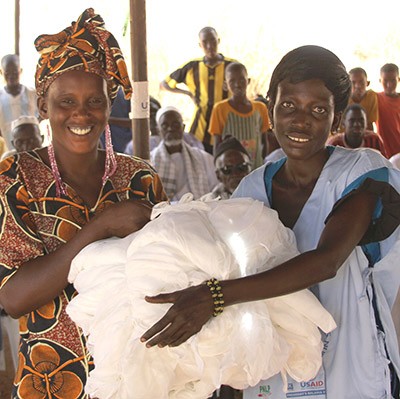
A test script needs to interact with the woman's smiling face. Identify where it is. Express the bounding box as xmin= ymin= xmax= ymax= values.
xmin=272 ymin=78 xmax=340 ymax=161
xmin=39 ymin=70 xmax=111 ymax=155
